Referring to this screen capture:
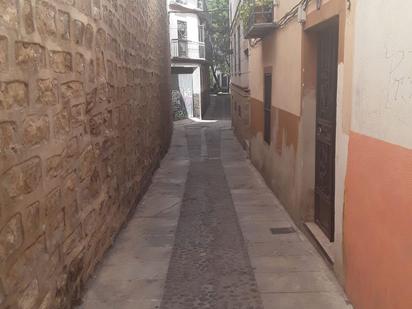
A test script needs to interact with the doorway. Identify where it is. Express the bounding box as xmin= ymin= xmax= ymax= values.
xmin=263 ymin=73 xmax=272 ymax=144
xmin=315 ymin=22 xmax=339 ymax=242
xmin=171 ymin=69 xmax=195 ymax=120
